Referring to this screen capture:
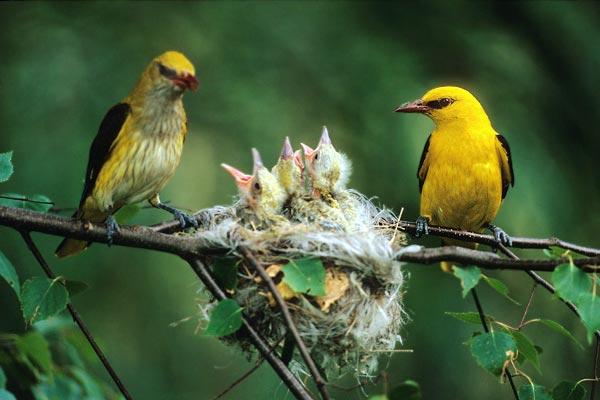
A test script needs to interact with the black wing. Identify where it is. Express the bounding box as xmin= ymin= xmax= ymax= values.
xmin=417 ymin=135 xmax=431 ymax=193
xmin=78 ymin=103 xmax=131 ymax=206
xmin=496 ymin=134 xmax=514 ymax=199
